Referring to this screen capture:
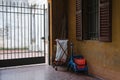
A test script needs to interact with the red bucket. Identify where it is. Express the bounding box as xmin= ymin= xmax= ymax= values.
xmin=74 ymin=58 xmax=86 ymax=69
